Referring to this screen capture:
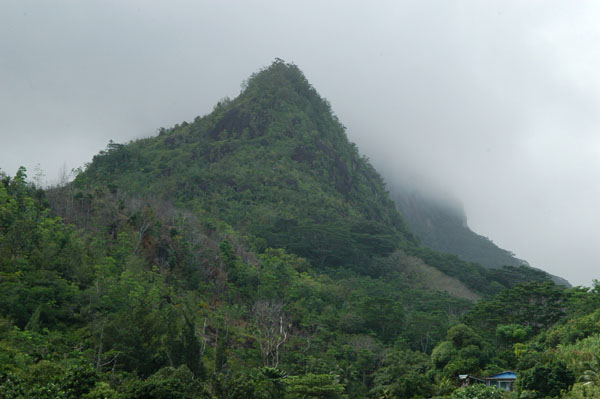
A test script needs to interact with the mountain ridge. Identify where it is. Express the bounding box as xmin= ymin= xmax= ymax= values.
xmin=392 ymin=186 xmax=570 ymax=286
